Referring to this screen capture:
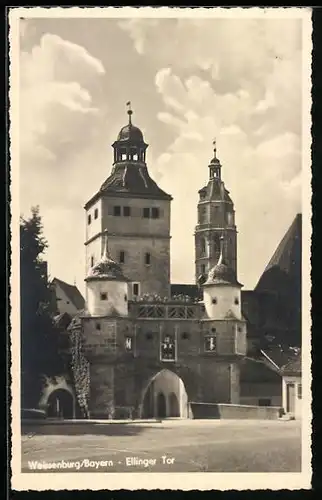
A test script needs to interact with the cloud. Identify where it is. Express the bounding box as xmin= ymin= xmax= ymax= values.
xmin=20 ymin=33 xmax=106 ymax=201
xmin=19 ymin=33 xmax=107 ymax=293
xmin=152 ymin=66 xmax=301 ymax=288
